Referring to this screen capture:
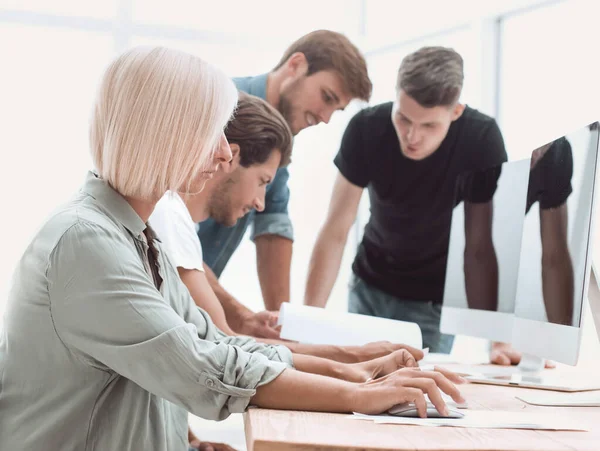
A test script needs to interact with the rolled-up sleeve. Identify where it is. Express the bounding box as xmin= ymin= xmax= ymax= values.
xmin=183 ymin=303 xmax=294 ymax=367
xmin=251 ymin=167 xmax=294 ymax=242
xmin=48 ymin=221 xmax=290 ymax=420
